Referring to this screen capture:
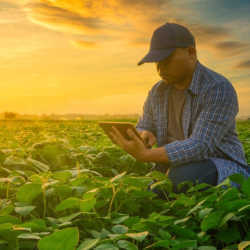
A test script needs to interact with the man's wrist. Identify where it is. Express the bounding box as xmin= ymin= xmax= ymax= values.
xmin=143 ymin=146 xmax=169 ymax=163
